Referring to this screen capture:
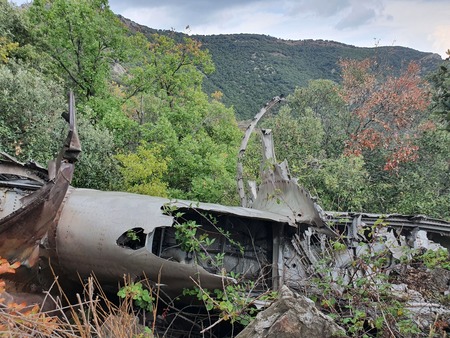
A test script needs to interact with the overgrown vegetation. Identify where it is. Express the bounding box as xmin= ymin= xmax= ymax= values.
xmin=248 ymin=55 xmax=450 ymax=219
xmin=304 ymin=219 xmax=450 ymax=337
xmin=160 ymin=204 xmax=278 ymax=334
xmin=0 ymin=257 xmax=156 ymax=337
xmin=1 ymin=0 xmax=450 ymax=335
